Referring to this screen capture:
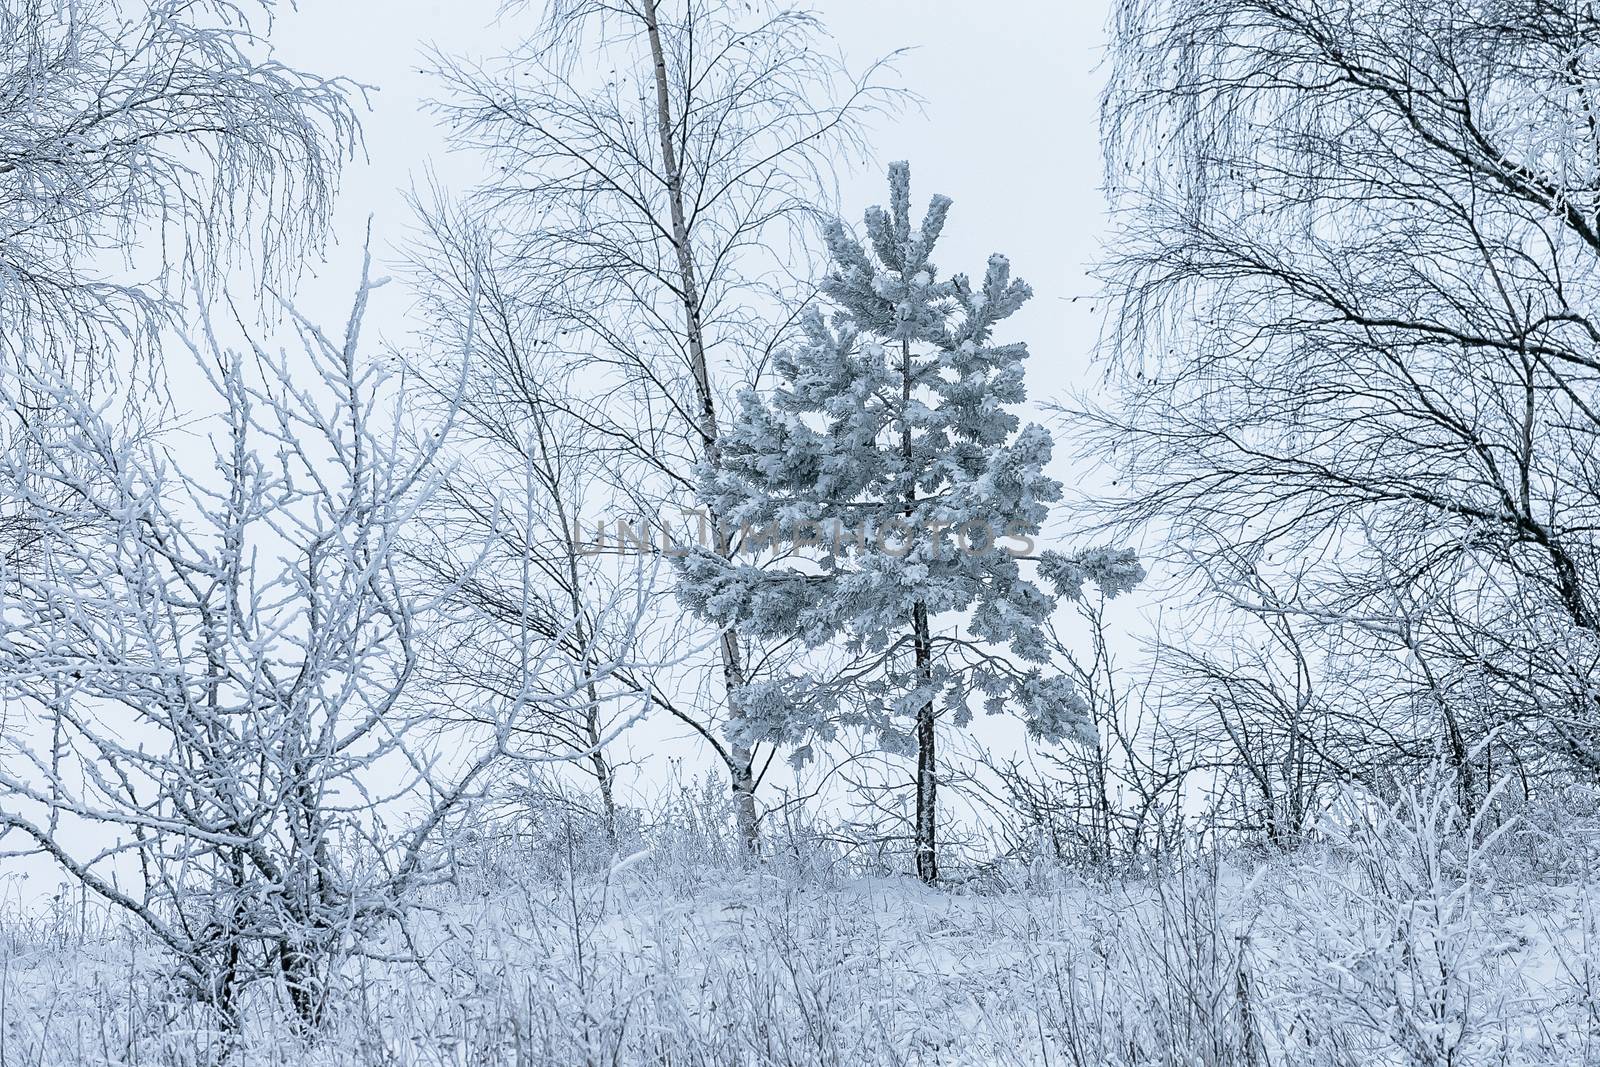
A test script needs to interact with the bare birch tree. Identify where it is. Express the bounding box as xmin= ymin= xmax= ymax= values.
xmin=419 ymin=0 xmax=900 ymax=851
xmin=401 ymin=209 xmax=688 ymax=843
xmin=1092 ymin=0 xmax=1600 ymax=806
xmin=0 ymin=0 xmax=359 ymax=591
xmin=0 ymin=0 xmax=357 ymax=365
